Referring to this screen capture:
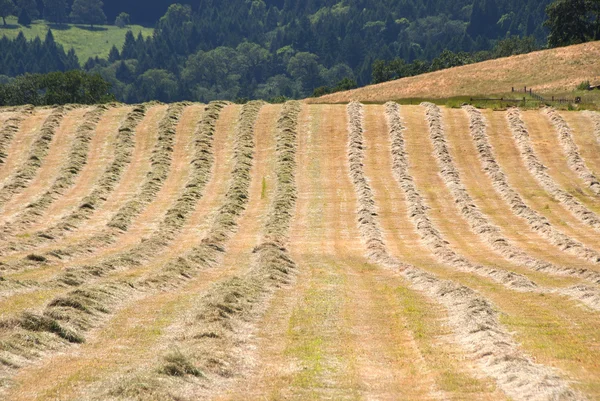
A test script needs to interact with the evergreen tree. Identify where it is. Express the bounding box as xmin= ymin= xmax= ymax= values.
xmin=121 ymin=30 xmax=137 ymax=59
xmin=43 ymin=0 xmax=67 ymax=24
xmin=17 ymin=0 xmax=38 ymax=19
xmin=17 ymin=6 xmax=30 ymax=25
xmin=108 ymin=45 xmax=120 ymax=62
xmin=70 ymin=0 xmax=106 ymax=28
xmin=0 ymin=0 xmax=16 ymax=25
